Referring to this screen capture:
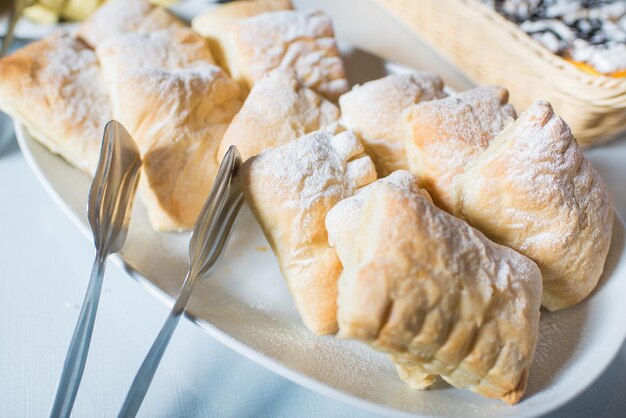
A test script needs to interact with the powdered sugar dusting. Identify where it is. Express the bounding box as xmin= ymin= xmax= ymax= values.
xmin=246 ymin=129 xmax=375 ymax=214
xmin=234 ymin=10 xmax=348 ymax=100
xmin=0 ymin=30 xmax=112 ymax=174
xmin=405 ymin=85 xmax=516 ymax=211
xmin=239 ymin=128 xmax=376 ymax=333
xmin=76 ymin=0 xmax=181 ymax=48
xmin=339 ymin=72 xmax=447 ymax=175
xmin=96 ymin=27 xmax=215 ymax=85
xmin=41 ymin=33 xmax=110 ymax=139
xmin=457 ymin=100 xmax=613 ymax=309
xmin=218 ymin=70 xmax=340 ymax=160
xmin=327 ymin=172 xmax=542 ymax=402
